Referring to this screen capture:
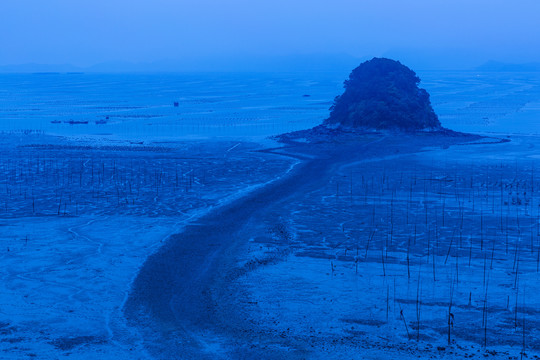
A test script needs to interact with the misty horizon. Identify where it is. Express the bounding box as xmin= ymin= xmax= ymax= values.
xmin=3 ymin=1 xmax=540 ymax=73
xmin=3 ymin=55 xmax=540 ymax=74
